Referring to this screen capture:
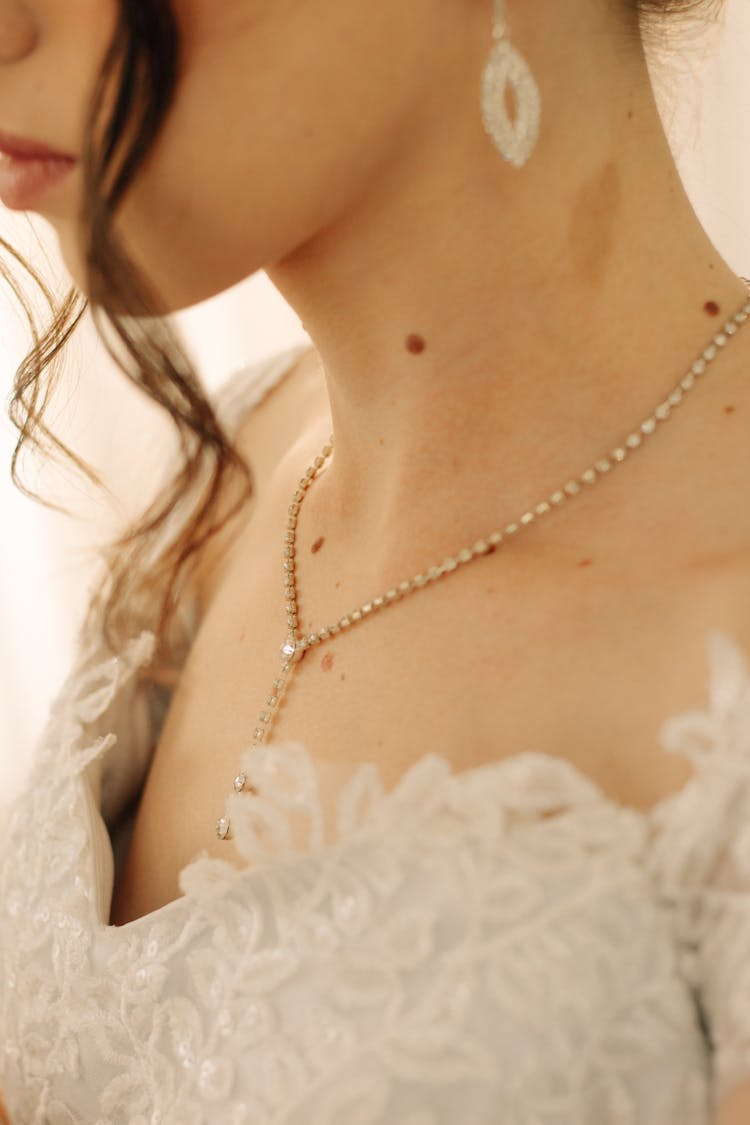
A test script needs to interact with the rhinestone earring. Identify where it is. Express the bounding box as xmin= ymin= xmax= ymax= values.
xmin=480 ymin=0 xmax=542 ymax=169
